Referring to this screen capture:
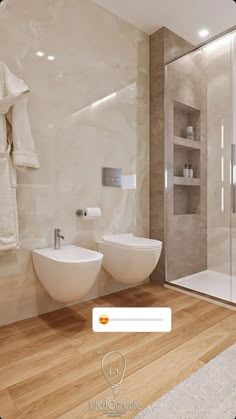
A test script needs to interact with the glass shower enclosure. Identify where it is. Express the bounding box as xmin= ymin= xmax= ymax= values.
xmin=165 ymin=28 xmax=236 ymax=304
